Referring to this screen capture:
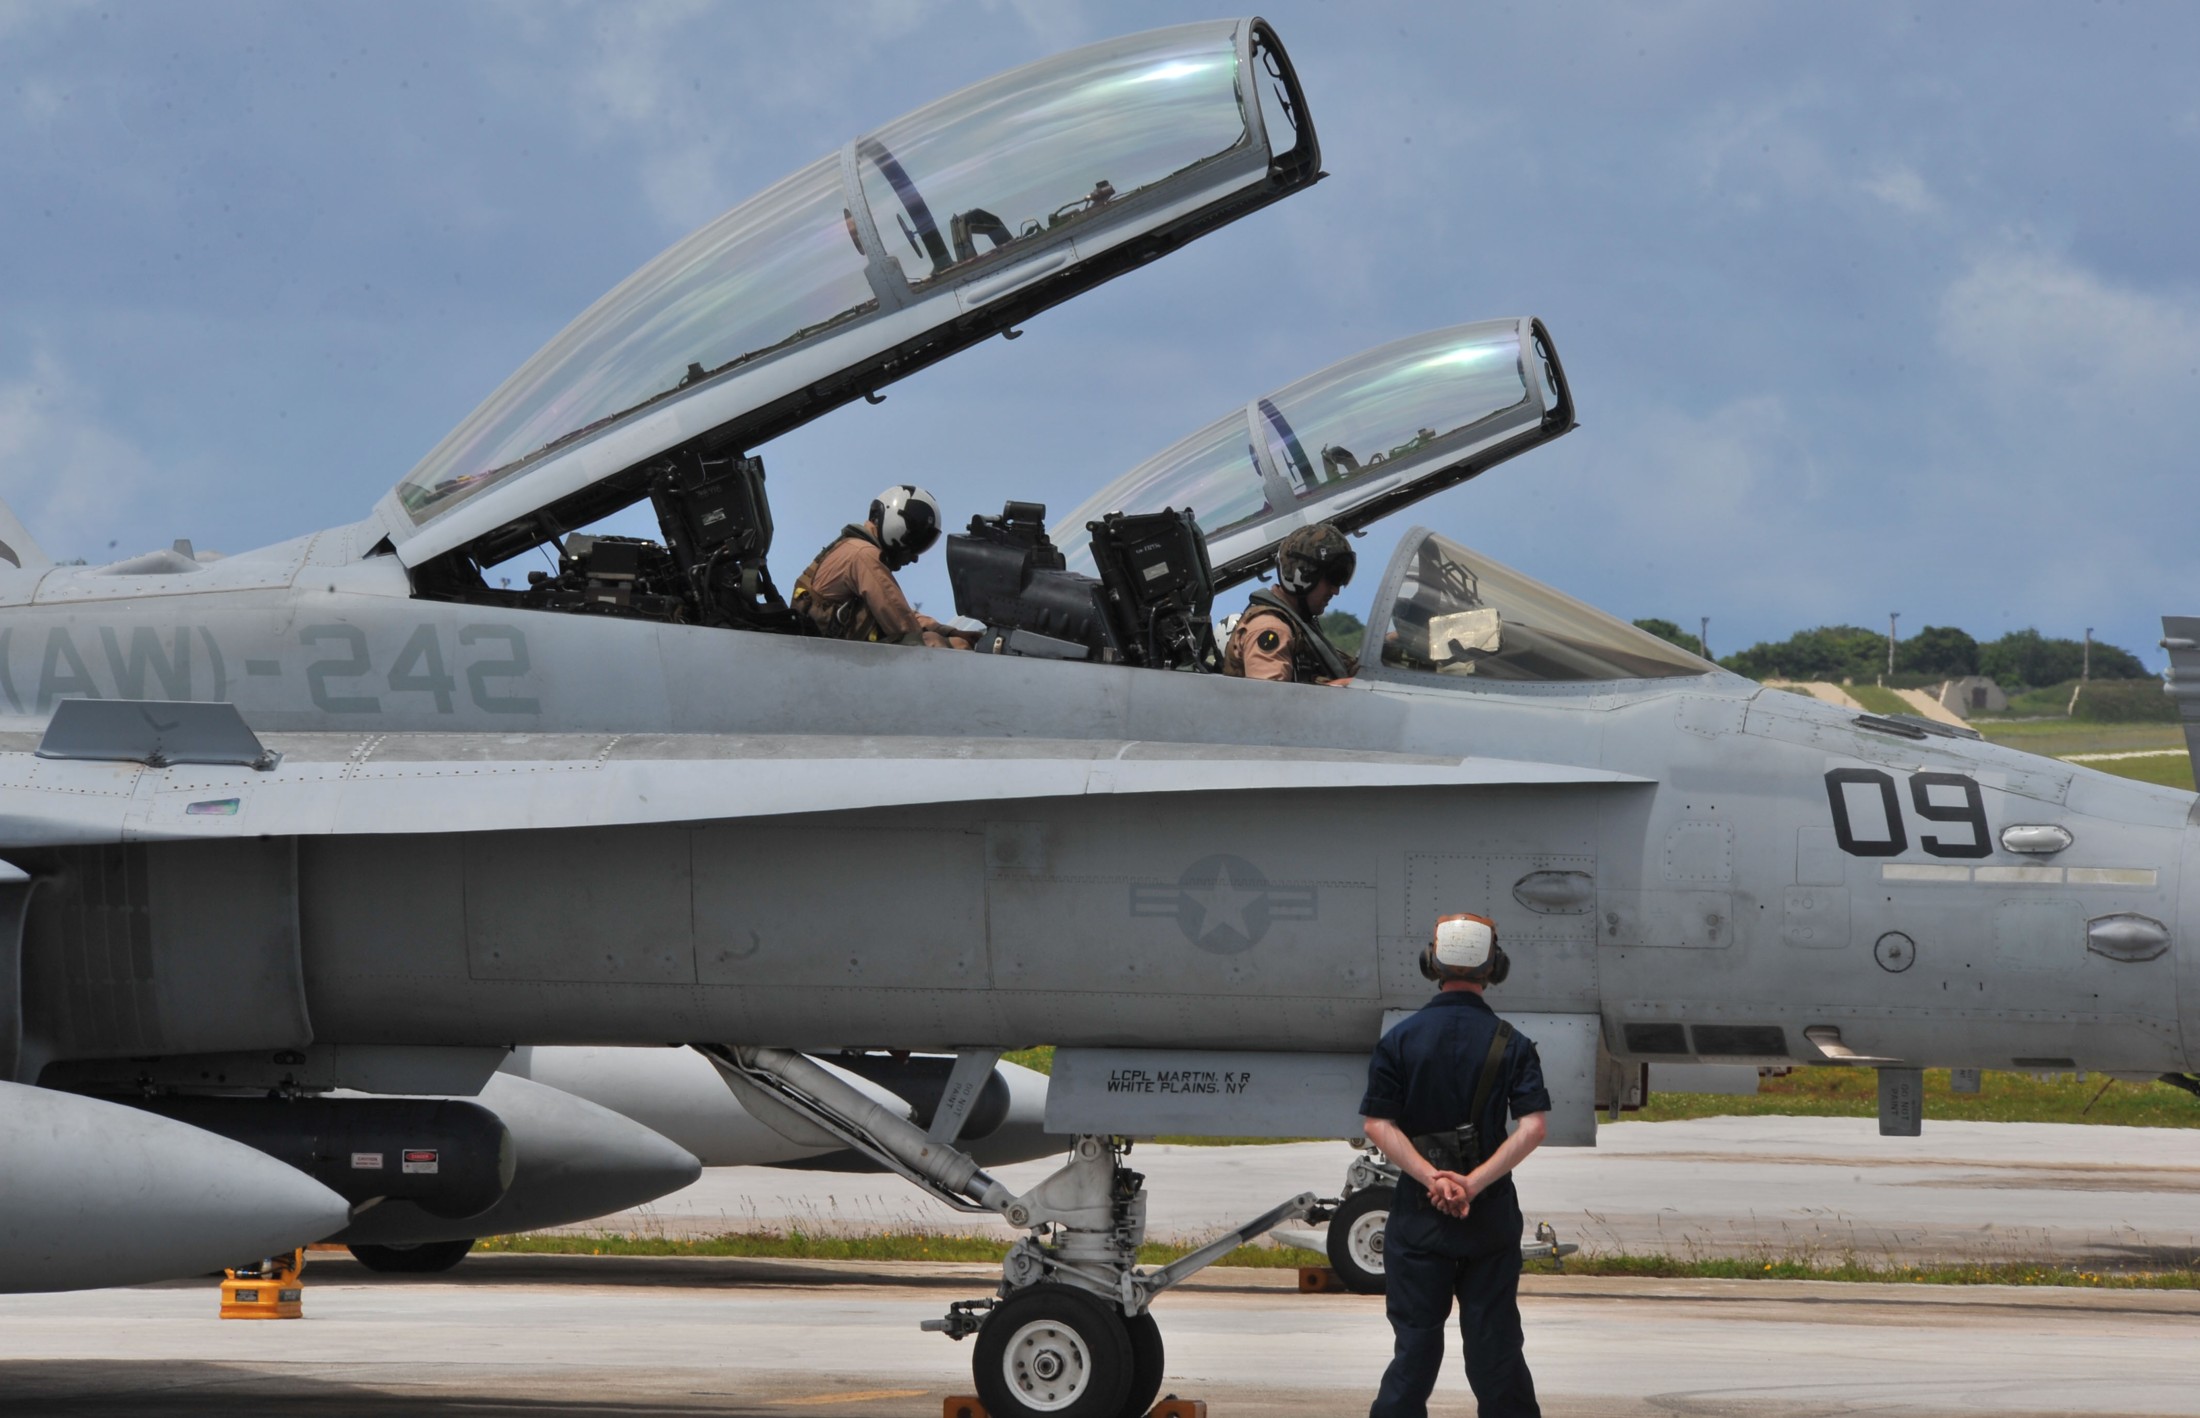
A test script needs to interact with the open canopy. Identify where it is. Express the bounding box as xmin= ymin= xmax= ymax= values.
xmin=1053 ymin=319 xmax=1571 ymax=586
xmin=1365 ymin=527 xmax=1712 ymax=685
xmin=377 ymin=19 xmax=1318 ymax=571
